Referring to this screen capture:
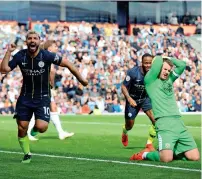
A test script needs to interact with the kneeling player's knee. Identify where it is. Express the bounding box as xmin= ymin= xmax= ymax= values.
xmin=160 ymin=152 xmax=173 ymax=163
xmin=194 ymin=155 xmax=200 ymax=161
xmin=160 ymin=156 xmax=173 ymax=163
xmin=185 ymin=148 xmax=200 ymax=161
xmin=189 ymin=155 xmax=200 ymax=161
